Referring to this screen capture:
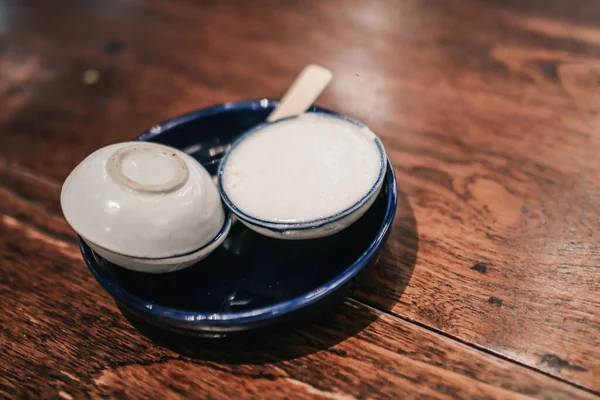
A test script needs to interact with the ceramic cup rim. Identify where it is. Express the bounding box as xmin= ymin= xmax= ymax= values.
xmin=216 ymin=112 xmax=387 ymax=232
xmin=81 ymin=99 xmax=398 ymax=327
xmin=80 ymin=209 xmax=232 ymax=261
